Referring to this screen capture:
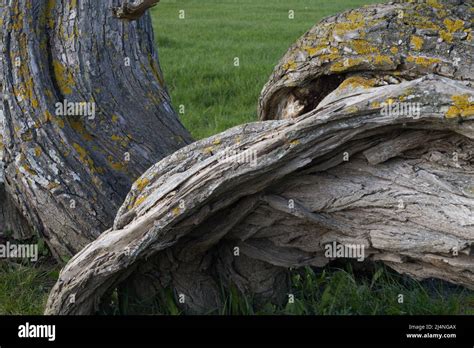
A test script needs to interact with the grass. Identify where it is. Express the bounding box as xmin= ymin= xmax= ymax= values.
xmin=152 ymin=0 xmax=382 ymax=139
xmin=116 ymin=264 xmax=474 ymax=315
xmin=1 ymin=0 xmax=473 ymax=316
xmin=0 ymin=261 xmax=58 ymax=315
xmin=1 ymin=260 xmax=472 ymax=316
xmin=280 ymin=266 xmax=474 ymax=315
